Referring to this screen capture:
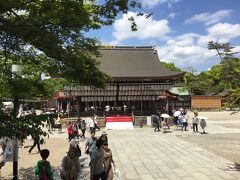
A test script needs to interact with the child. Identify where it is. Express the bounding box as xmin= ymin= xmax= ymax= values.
xmin=35 ymin=149 xmax=53 ymax=180
xmin=200 ymin=118 xmax=207 ymax=134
